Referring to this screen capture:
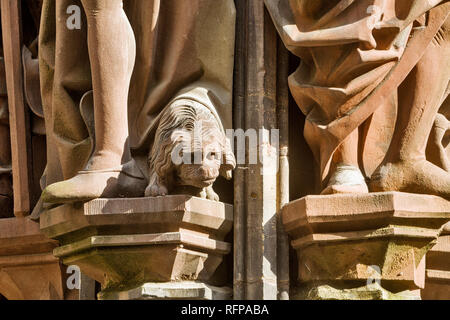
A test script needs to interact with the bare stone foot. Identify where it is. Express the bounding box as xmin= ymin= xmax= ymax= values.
xmin=42 ymin=160 xmax=147 ymax=204
xmin=369 ymin=159 xmax=450 ymax=199
xmin=321 ymin=164 xmax=369 ymax=195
